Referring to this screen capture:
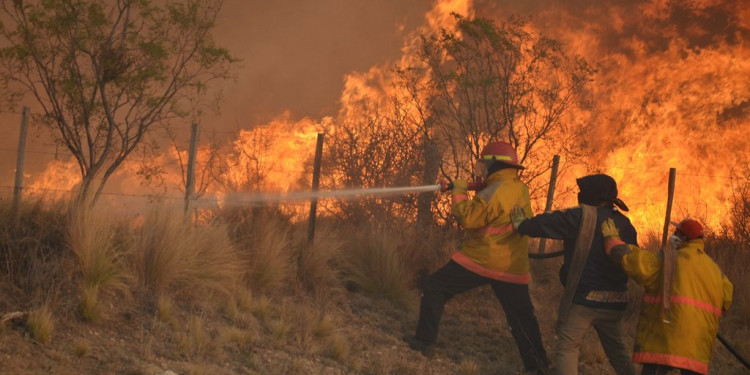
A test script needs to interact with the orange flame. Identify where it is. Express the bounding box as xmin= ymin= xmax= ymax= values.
xmin=22 ymin=0 xmax=750 ymax=236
